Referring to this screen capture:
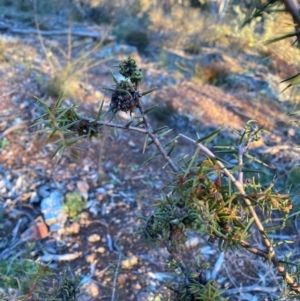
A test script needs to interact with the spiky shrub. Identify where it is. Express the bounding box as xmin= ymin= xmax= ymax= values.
xmin=33 ymin=52 xmax=300 ymax=300
xmin=0 ymin=259 xmax=80 ymax=301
